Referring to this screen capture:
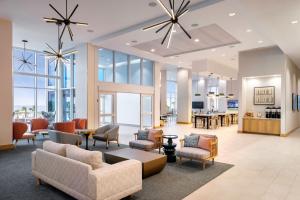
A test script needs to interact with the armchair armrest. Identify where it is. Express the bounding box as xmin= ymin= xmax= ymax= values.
xmin=88 ymin=160 xmax=142 ymax=200
xmin=209 ymin=139 xmax=218 ymax=157
xmin=95 ymin=126 xmax=108 ymax=135
xmin=104 ymin=126 xmax=119 ymax=140
xmin=179 ymin=138 xmax=184 ymax=148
